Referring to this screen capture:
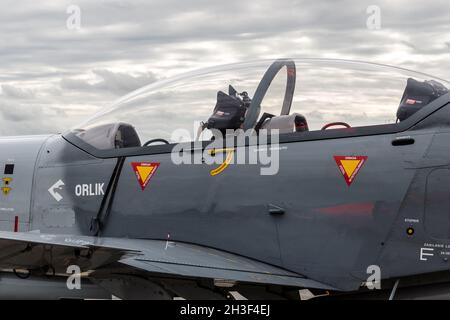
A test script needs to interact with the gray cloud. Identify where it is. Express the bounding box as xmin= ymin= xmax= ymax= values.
xmin=60 ymin=69 xmax=158 ymax=95
xmin=0 ymin=101 xmax=39 ymax=122
xmin=0 ymin=0 xmax=449 ymax=135
xmin=1 ymin=84 xmax=35 ymax=99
